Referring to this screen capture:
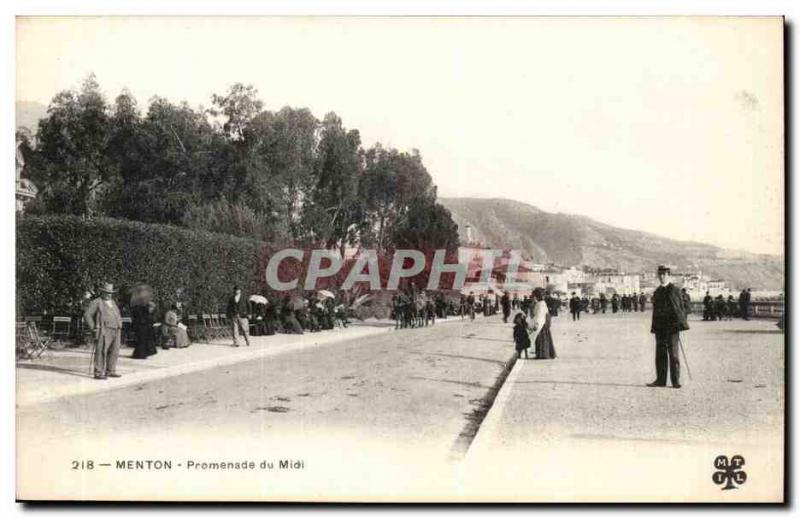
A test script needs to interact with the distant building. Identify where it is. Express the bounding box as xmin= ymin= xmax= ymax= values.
xmin=15 ymin=138 xmax=37 ymax=214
